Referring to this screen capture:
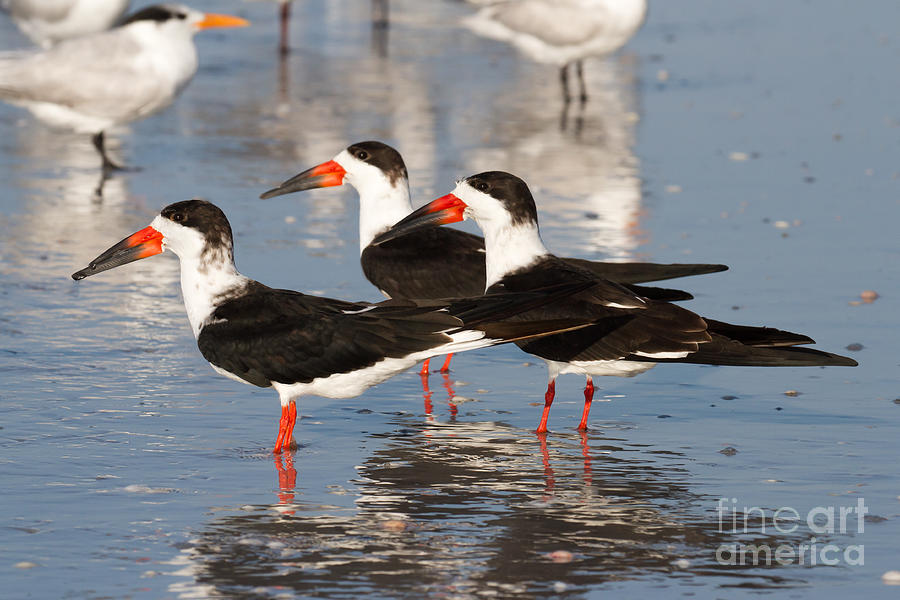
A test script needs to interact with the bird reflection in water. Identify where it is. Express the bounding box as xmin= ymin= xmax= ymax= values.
xmin=273 ymin=451 xmax=297 ymax=515
xmin=371 ymin=0 xmax=389 ymax=57
xmin=420 ymin=370 xmax=459 ymax=422
xmin=172 ymin=421 xmax=808 ymax=597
